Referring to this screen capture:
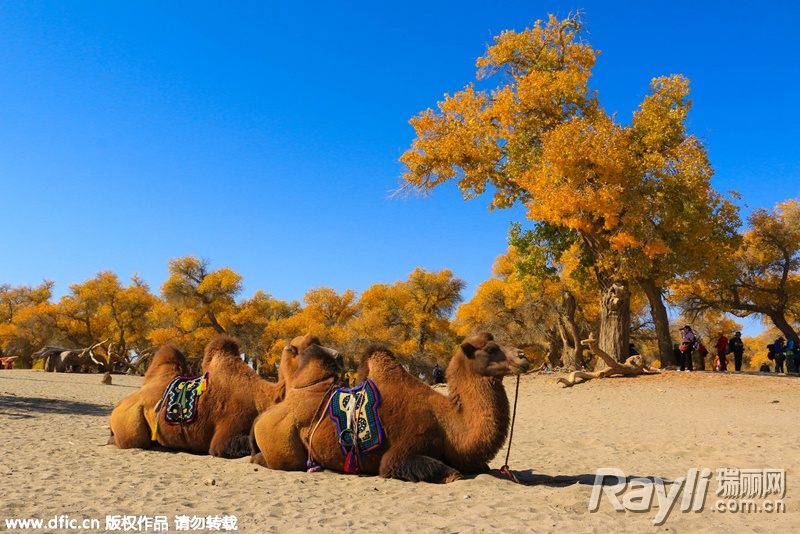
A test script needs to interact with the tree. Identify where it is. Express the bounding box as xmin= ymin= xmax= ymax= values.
xmin=149 ymin=256 xmax=243 ymax=361
xmin=43 ymin=272 xmax=158 ymax=368
xmin=401 ymin=13 xmax=738 ymax=365
xmin=54 ymin=275 xmax=114 ymax=347
xmin=675 ymin=200 xmax=800 ymax=346
xmin=454 ymin=247 xmax=599 ymax=369
xmin=0 ymin=281 xmax=56 ymax=364
xmin=355 ymin=268 xmax=464 ymax=375
xmin=264 ymin=287 xmax=356 ymax=373
xmin=228 ymin=290 xmax=299 ymax=374
xmin=101 ymin=273 xmax=158 ymax=366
